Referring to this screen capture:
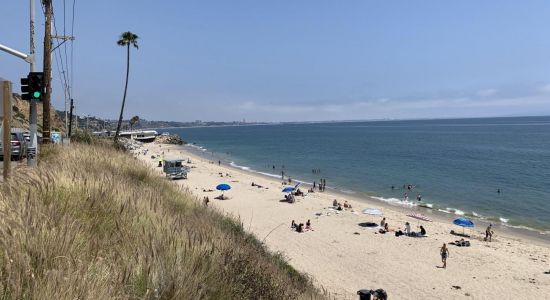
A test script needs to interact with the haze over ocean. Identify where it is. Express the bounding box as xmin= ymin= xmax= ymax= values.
xmin=162 ymin=116 xmax=550 ymax=233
